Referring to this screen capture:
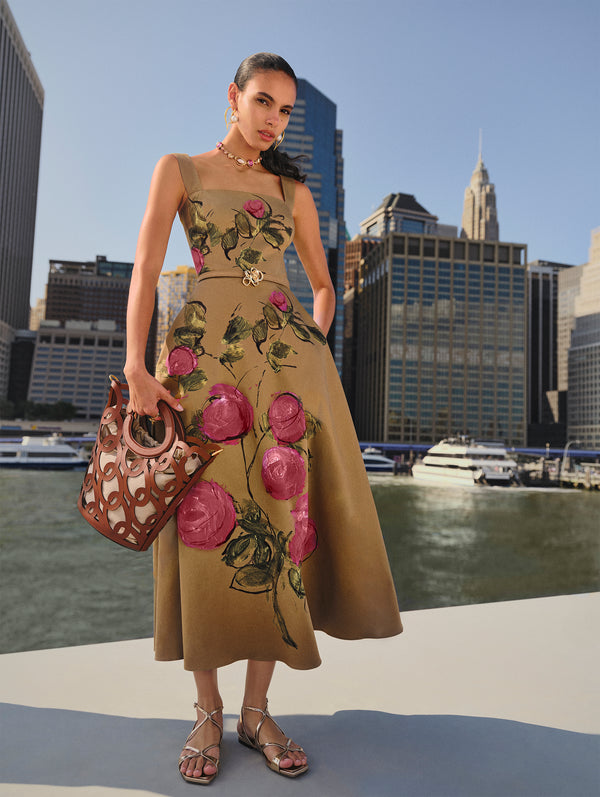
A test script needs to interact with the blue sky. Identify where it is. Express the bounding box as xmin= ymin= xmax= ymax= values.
xmin=8 ymin=0 xmax=599 ymax=304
